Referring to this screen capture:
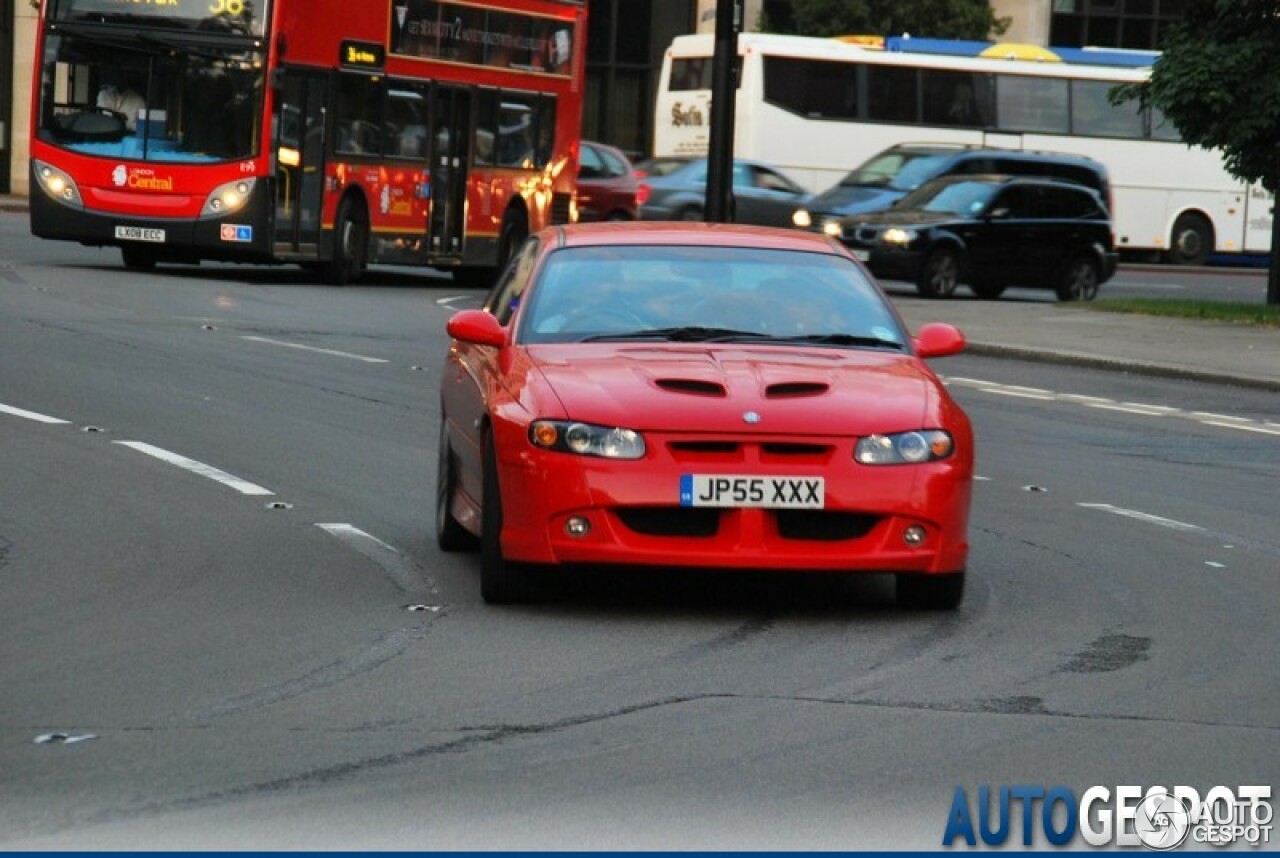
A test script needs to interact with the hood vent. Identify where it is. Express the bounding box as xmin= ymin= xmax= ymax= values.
xmin=656 ymin=378 xmax=727 ymax=397
xmin=765 ymin=381 xmax=829 ymax=398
